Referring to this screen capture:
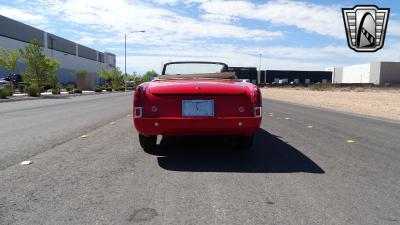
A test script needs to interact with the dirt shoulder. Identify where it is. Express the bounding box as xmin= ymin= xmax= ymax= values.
xmin=261 ymin=87 xmax=400 ymax=121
